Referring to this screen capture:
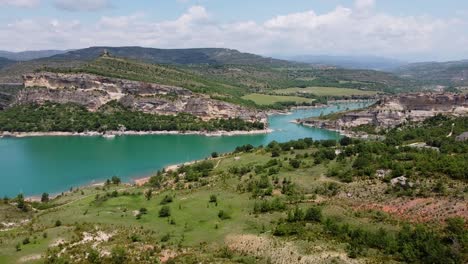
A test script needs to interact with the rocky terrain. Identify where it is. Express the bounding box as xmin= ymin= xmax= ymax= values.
xmin=16 ymin=72 xmax=267 ymax=123
xmin=300 ymin=93 xmax=468 ymax=130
